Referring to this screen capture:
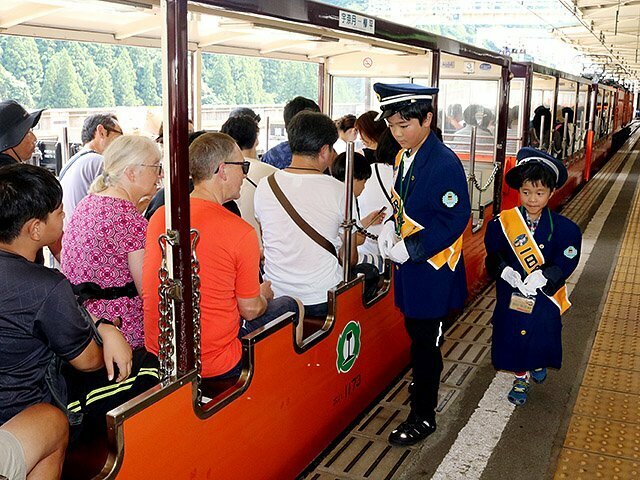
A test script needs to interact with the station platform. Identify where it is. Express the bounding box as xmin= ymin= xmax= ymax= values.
xmin=302 ymin=123 xmax=640 ymax=480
